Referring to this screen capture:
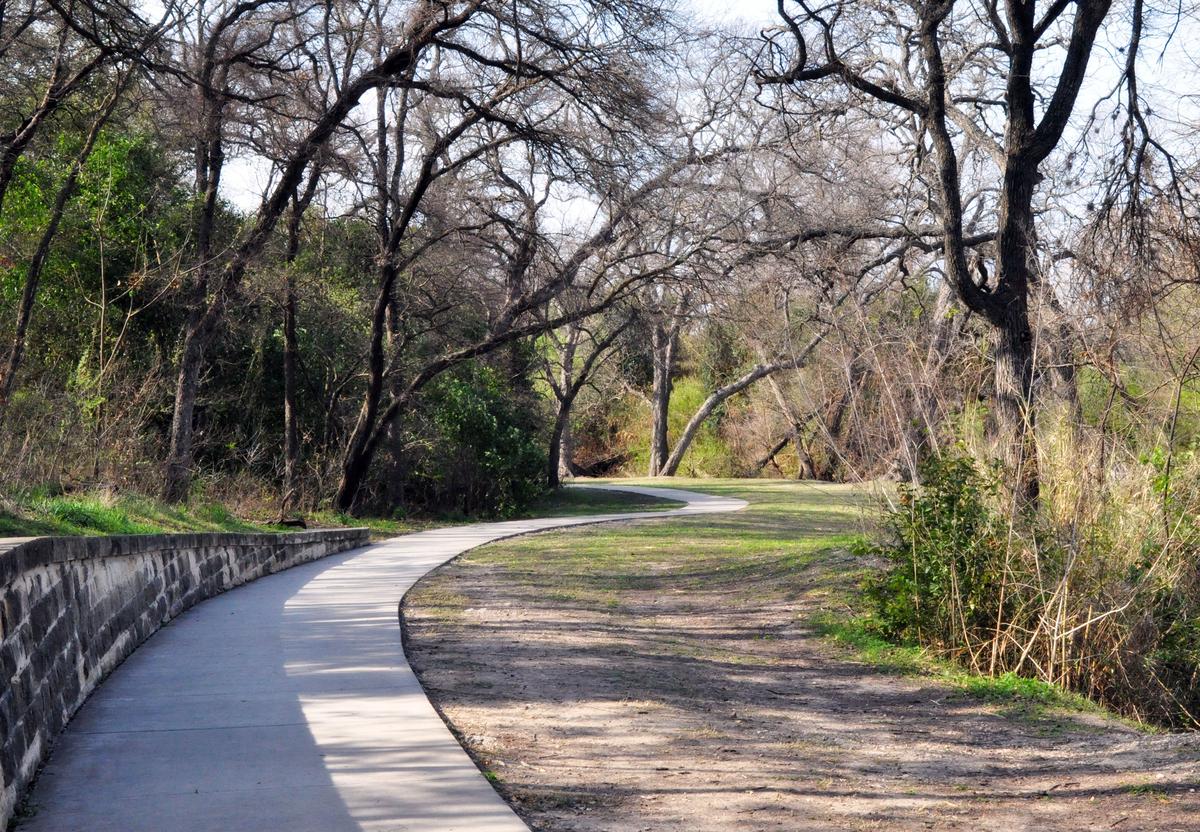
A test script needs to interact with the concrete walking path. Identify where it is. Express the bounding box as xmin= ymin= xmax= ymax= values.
xmin=18 ymin=485 xmax=747 ymax=832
